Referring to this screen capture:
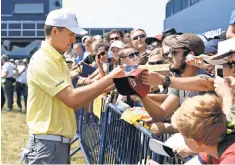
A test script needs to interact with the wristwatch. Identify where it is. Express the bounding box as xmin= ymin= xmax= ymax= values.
xmin=163 ymin=76 xmax=171 ymax=88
